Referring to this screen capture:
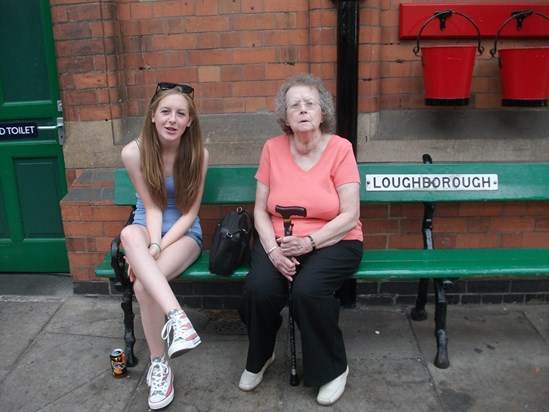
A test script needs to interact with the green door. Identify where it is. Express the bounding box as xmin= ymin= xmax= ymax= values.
xmin=0 ymin=0 xmax=69 ymax=272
